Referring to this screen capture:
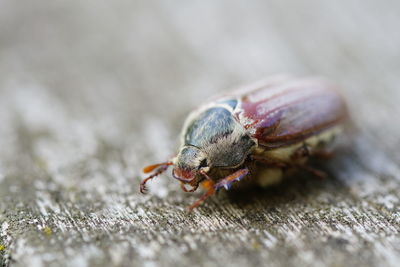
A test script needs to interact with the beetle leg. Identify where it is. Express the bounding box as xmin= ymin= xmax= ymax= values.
xmin=291 ymin=143 xmax=311 ymax=159
xmin=251 ymin=155 xmax=288 ymax=169
xmin=187 ymin=173 xmax=216 ymax=211
xmin=252 ymin=155 xmax=327 ymax=179
xmin=291 ymin=145 xmax=329 ymax=178
xmin=214 ymin=168 xmax=250 ymax=192
xmin=188 ymin=168 xmax=249 ymax=211
xmin=188 ymin=184 xmax=215 ymax=211
xmin=295 ymin=164 xmax=328 ymax=179
xmin=140 ymin=162 xmax=172 ymax=193
xmin=291 ymin=144 xmax=333 ymax=160
xmin=199 ymin=169 xmax=213 ymax=180
xmin=312 ymin=150 xmax=334 ymax=159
